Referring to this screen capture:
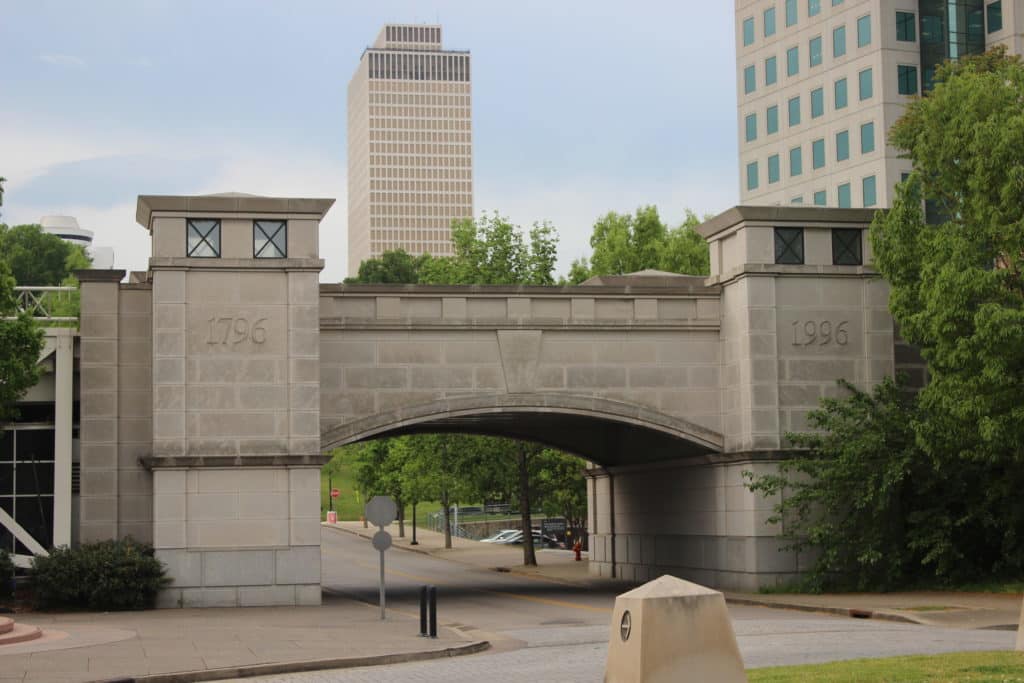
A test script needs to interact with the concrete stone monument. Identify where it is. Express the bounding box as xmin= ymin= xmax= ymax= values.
xmin=604 ymin=575 xmax=746 ymax=683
